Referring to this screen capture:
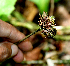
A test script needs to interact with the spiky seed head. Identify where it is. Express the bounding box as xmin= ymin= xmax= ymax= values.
xmin=38 ymin=11 xmax=56 ymax=38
